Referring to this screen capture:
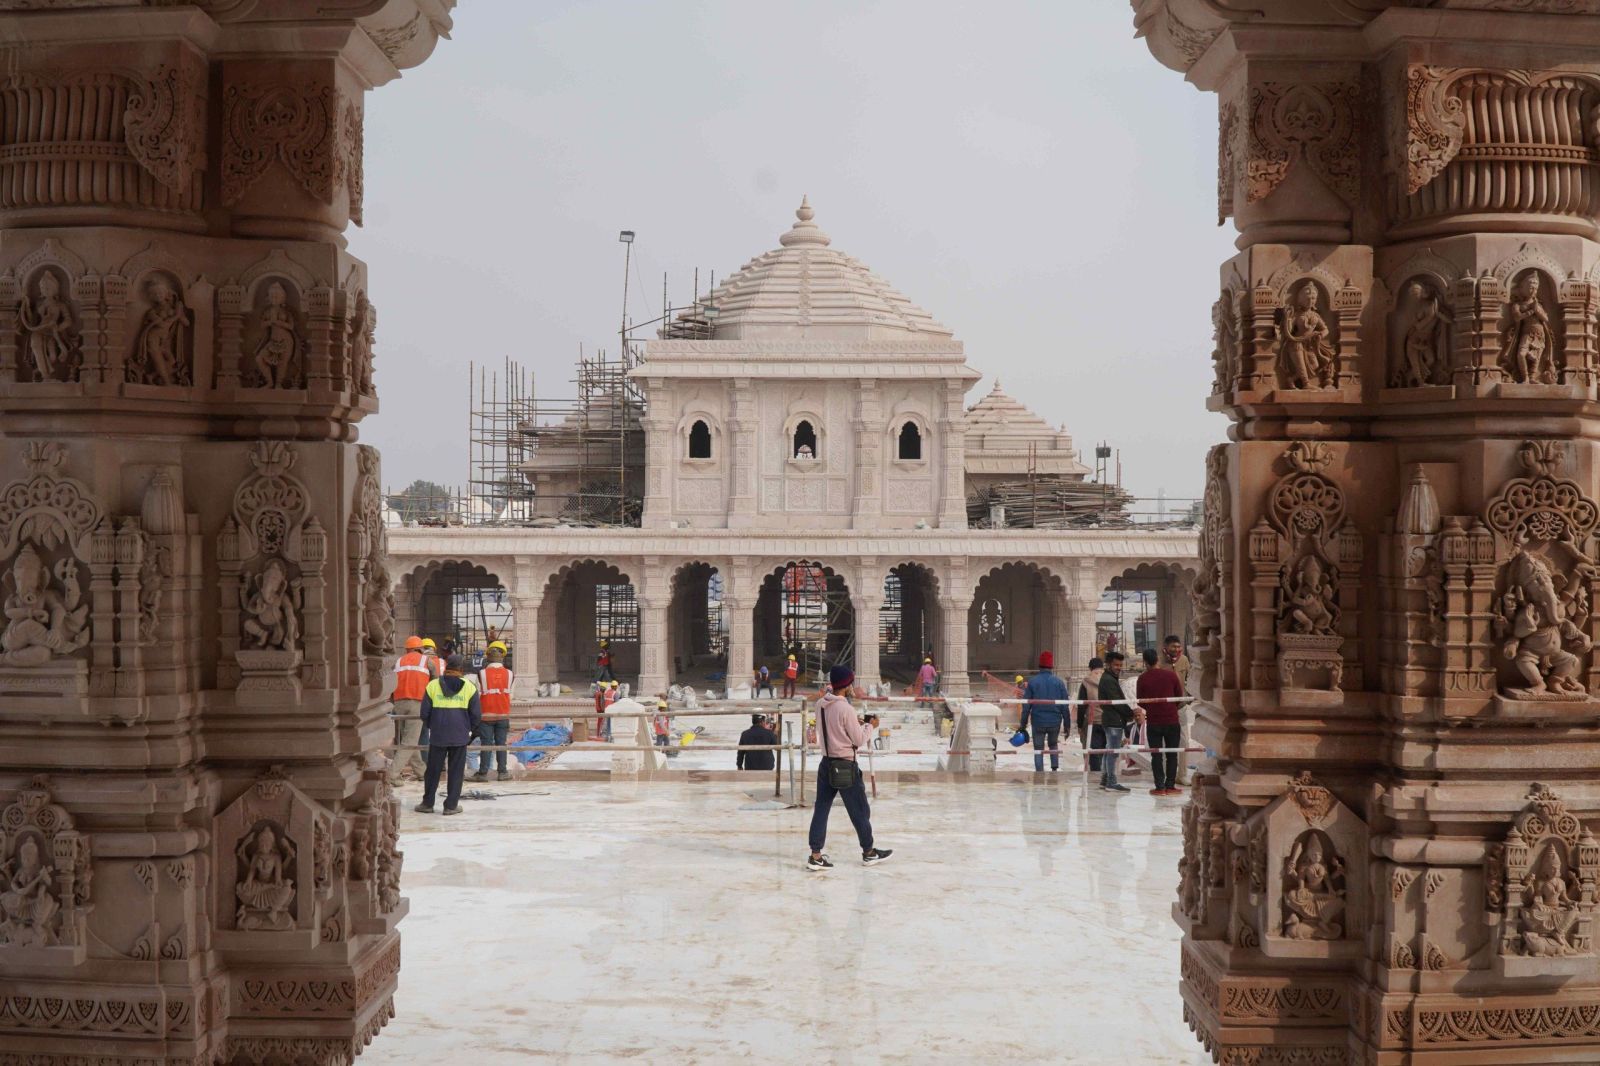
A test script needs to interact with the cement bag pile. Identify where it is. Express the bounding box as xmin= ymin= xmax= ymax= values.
xmin=510 ymin=723 xmax=571 ymax=765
